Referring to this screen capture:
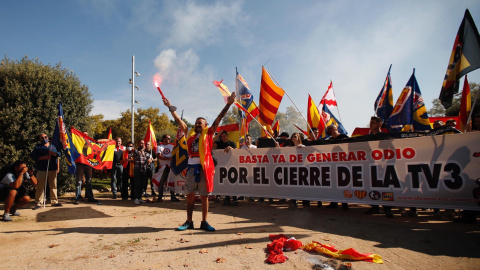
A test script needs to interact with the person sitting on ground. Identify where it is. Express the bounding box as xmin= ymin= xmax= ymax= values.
xmin=1 ymin=161 xmax=37 ymax=221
